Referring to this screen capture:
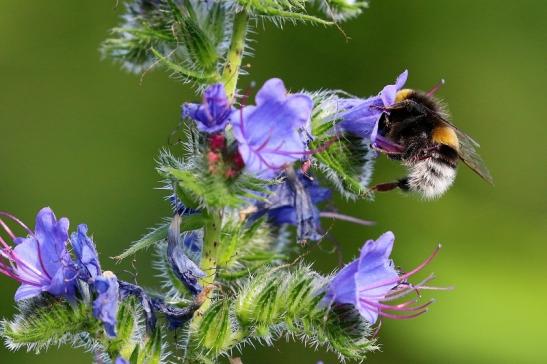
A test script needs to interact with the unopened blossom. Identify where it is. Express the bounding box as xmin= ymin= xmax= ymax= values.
xmin=167 ymin=215 xmax=205 ymax=295
xmin=183 ymin=83 xmax=232 ymax=133
xmin=230 ymin=78 xmax=313 ymax=178
xmin=337 ymin=70 xmax=408 ymax=143
xmin=325 ymin=231 xmax=441 ymax=324
xmin=0 ymin=207 xmax=77 ymax=301
xmin=71 ymin=224 xmax=101 ymax=281
xmin=252 ymin=169 xmax=331 ymax=242
xmin=92 ymin=271 xmax=119 ymax=337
